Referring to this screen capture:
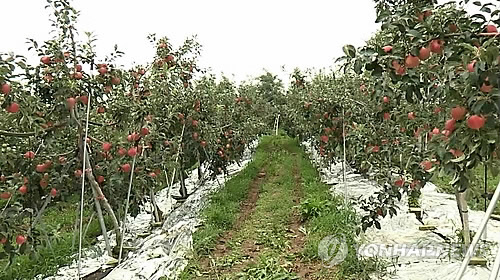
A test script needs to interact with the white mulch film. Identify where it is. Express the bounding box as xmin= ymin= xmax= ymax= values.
xmin=302 ymin=140 xmax=500 ymax=280
xmin=37 ymin=138 xmax=500 ymax=280
xmin=38 ymin=140 xmax=258 ymax=280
